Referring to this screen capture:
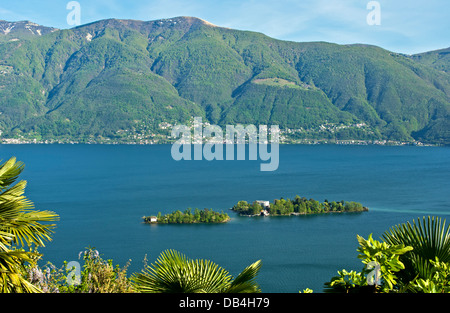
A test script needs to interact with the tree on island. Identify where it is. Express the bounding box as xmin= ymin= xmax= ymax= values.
xmin=144 ymin=208 xmax=230 ymax=224
xmin=232 ymin=196 xmax=367 ymax=216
